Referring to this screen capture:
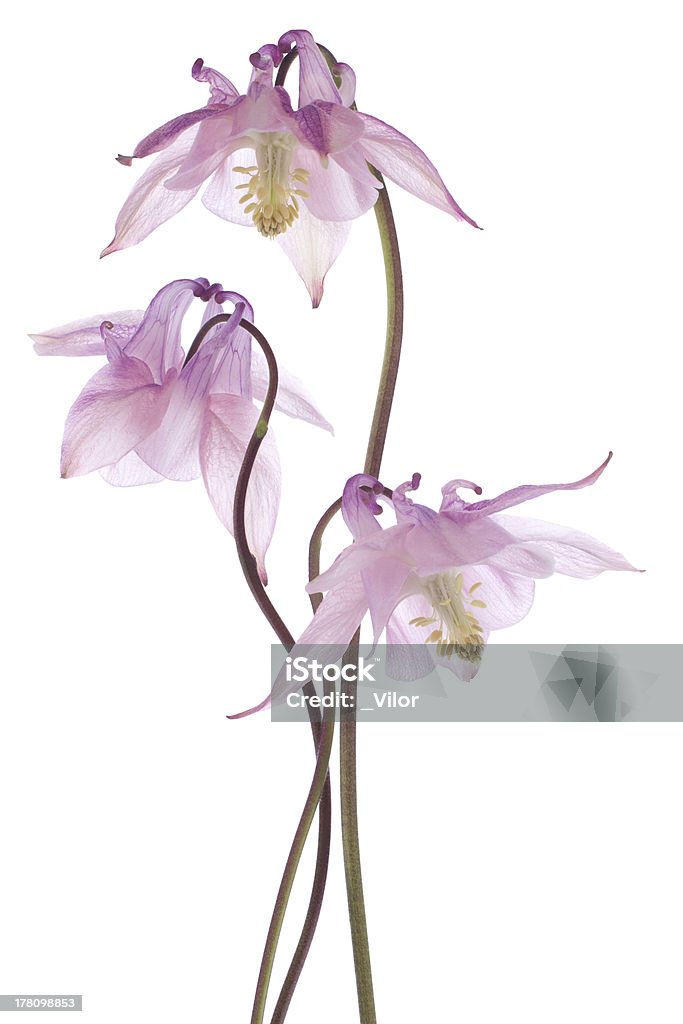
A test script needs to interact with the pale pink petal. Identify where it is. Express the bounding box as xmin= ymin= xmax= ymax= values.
xmin=356 ymin=112 xmax=480 ymax=227
xmin=60 ymin=359 xmax=175 ymax=477
xmin=200 ymin=394 xmax=280 ymax=584
xmin=99 ymin=451 xmax=165 ymax=486
xmin=201 ymin=148 xmax=259 ymax=226
xmin=386 ymin=595 xmax=439 ymax=681
xmin=485 ymin=543 xmax=555 ymax=578
xmin=278 ymin=30 xmax=343 ymax=106
xmin=101 ymin=130 xmax=203 ymax=256
xmin=363 ymin=559 xmax=412 ymax=643
xmin=134 ymin=378 xmax=205 ymax=481
xmin=250 ymin=346 xmax=332 ymax=431
xmin=31 ymin=311 xmax=144 ymax=357
xmin=166 ymin=127 xmax=246 ymax=191
xmin=463 ymin=453 xmax=613 ymax=519
xmin=460 ymin=565 xmax=536 ymax=629
xmin=307 ymin=525 xmax=412 ymax=595
xmin=406 ymin=515 xmax=517 ymax=576
xmin=277 ymin=203 xmax=351 ymax=307
xmin=493 ymin=515 xmax=640 ymax=579
xmin=296 ymin=144 xmax=377 ymax=221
